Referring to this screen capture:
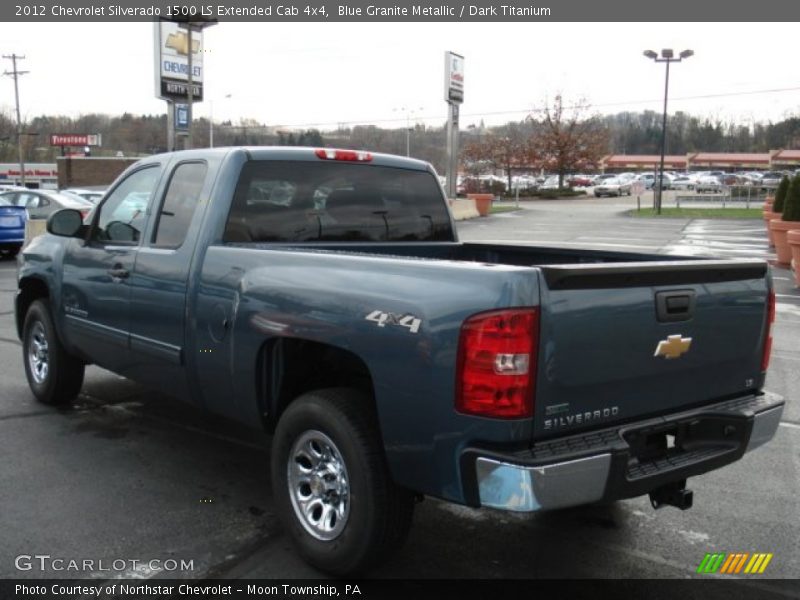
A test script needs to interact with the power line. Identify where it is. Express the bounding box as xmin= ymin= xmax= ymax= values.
xmin=237 ymin=84 xmax=800 ymax=131
xmin=3 ymin=53 xmax=29 ymax=187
